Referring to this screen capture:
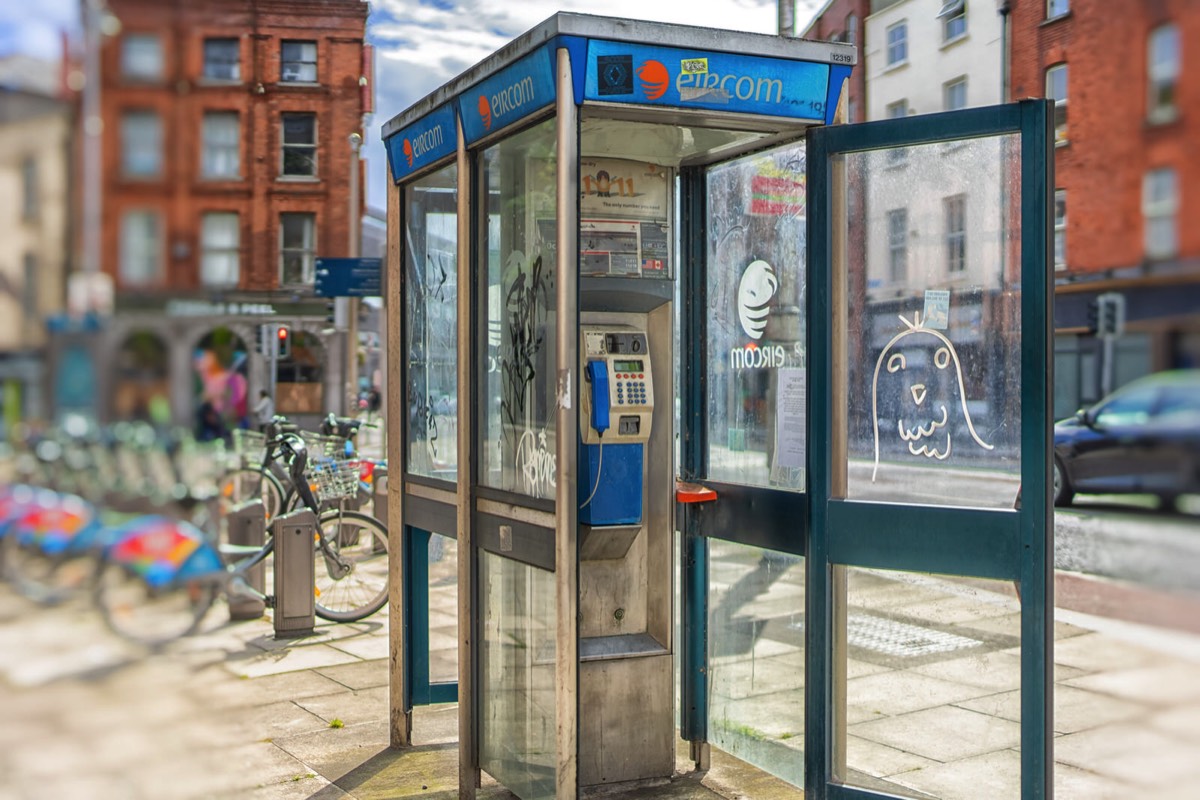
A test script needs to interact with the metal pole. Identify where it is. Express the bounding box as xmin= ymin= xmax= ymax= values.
xmin=348 ymin=132 xmax=363 ymax=414
xmin=82 ymin=0 xmax=103 ymax=274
